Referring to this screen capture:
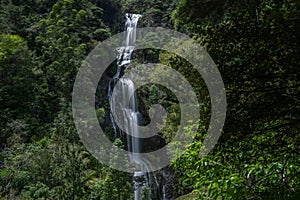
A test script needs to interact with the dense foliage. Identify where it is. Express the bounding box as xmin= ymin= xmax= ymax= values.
xmin=168 ymin=0 xmax=300 ymax=199
xmin=0 ymin=0 xmax=299 ymax=199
